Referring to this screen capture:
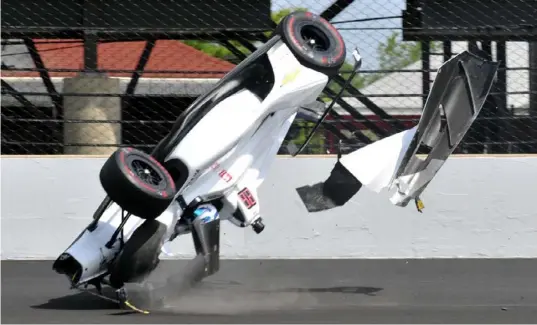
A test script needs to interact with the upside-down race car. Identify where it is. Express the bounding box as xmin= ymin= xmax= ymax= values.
xmin=52 ymin=11 xmax=499 ymax=313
